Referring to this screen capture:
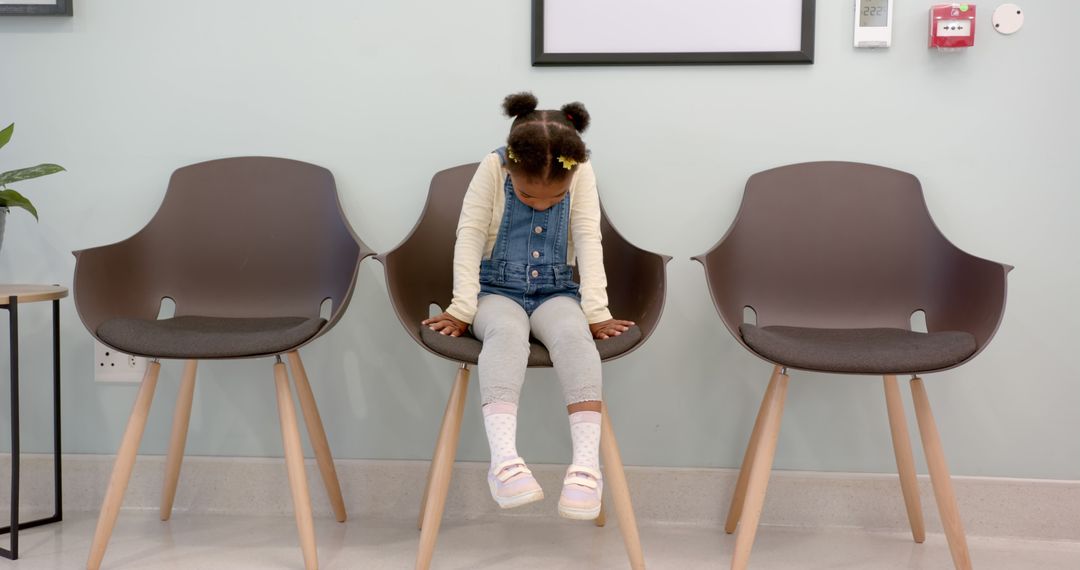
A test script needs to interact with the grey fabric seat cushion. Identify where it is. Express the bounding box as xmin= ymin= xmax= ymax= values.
xmin=739 ymin=324 xmax=977 ymax=374
xmin=97 ymin=315 xmax=326 ymax=359
xmin=420 ymin=324 xmax=643 ymax=366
